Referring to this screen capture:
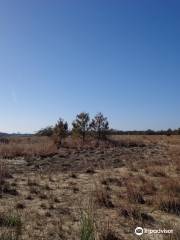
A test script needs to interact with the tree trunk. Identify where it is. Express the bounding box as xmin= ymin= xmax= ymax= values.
xmin=82 ymin=132 xmax=85 ymax=144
